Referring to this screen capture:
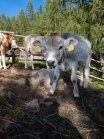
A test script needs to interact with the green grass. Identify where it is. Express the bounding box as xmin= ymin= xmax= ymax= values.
xmin=10 ymin=108 xmax=24 ymax=119
xmin=6 ymin=59 xmax=104 ymax=91
xmin=0 ymin=107 xmax=8 ymax=116
xmin=90 ymin=80 xmax=104 ymax=90
xmin=6 ymin=59 xmax=46 ymax=68
xmin=90 ymin=61 xmax=102 ymax=78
